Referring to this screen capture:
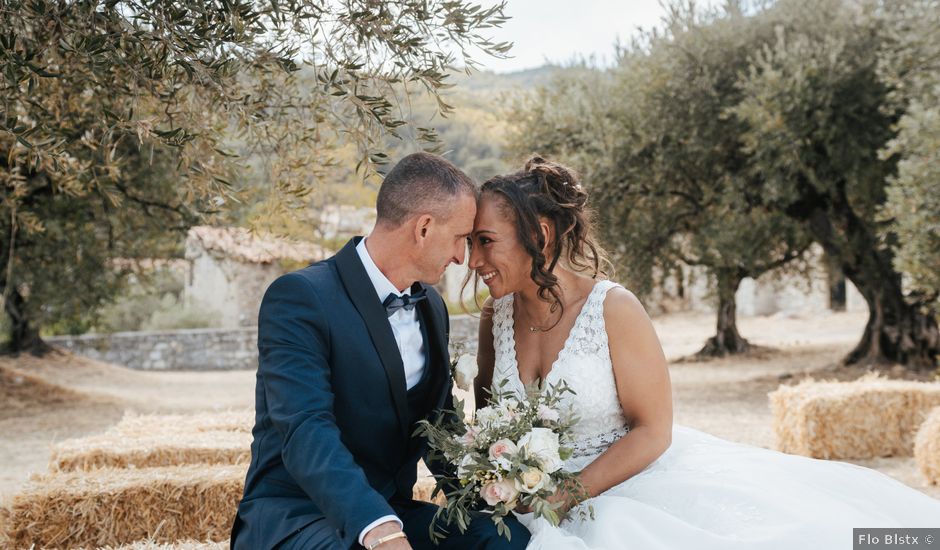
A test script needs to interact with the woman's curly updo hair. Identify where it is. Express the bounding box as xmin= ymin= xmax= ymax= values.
xmin=475 ymin=155 xmax=612 ymax=321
